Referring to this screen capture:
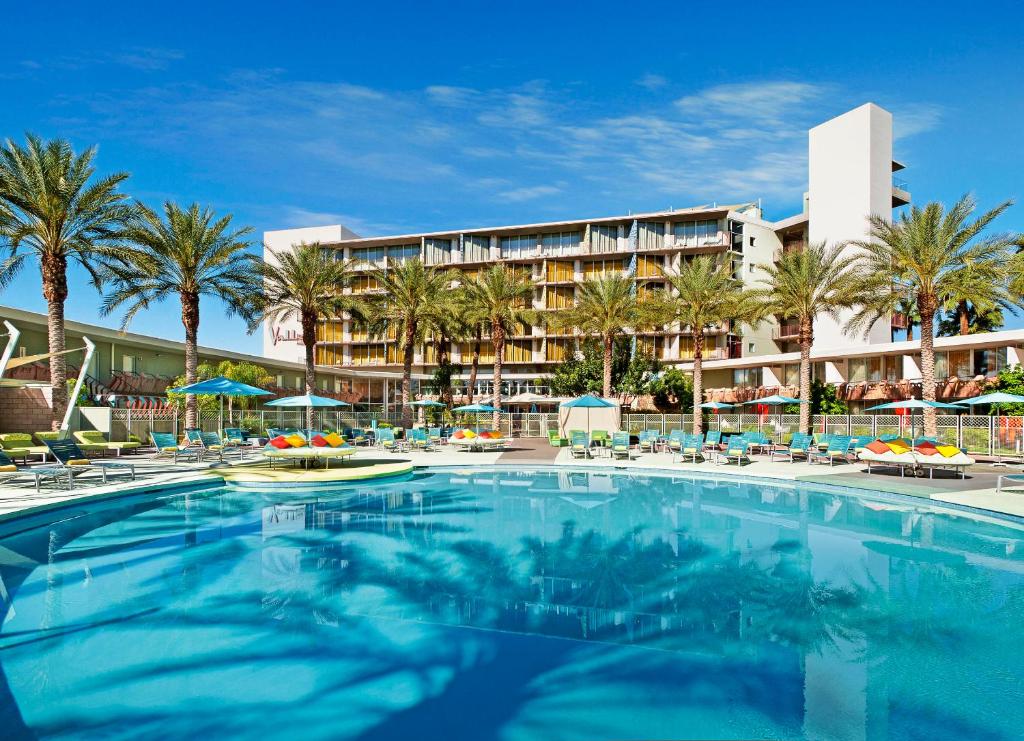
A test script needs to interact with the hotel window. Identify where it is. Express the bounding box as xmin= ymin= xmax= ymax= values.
xmin=848 ymin=357 xmax=883 ymax=383
xmin=672 ymin=219 xmax=721 ymax=247
xmin=546 ymin=260 xmax=574 ymax=282
xmin=935 ymin=350 xmax=971 ymax=379
xmin=782 ymin=364 xmax=799 ymax=387
xmin=635 ymin=254 xmax=663 ymax=278
xmin=811 ymin=362 xmax=827 ymax=382
xmin=500 ymin=234 xmax=537 ymax=259
xmin=350 ymin=344 xmax=387 ymax=365
xmin=637 ymin=281 xmax=664 ymax=300
xmin=546 ymin=339 xmax=572 ymax=361
xmin=315 ymin=346 xmax=344 ymax=365
xmin=678 ymin=337 xmax=695 ymax=360
xmin=424 ymin=238 xmax=453 ymax=265
xmin=422 ymin=343 xmax=439 ymax=364
xmin=732 ymin=367 xmax=763 ymax=388
xmin=973 ymin=347 xmax=1007 ymax=377
xmin=351 ymin=247 xmax=386 ymax=267
xmin=387 ymin=244 xmax=420 ymax=264
xmin=462 ymin=235 xmax=490 ymax=262
xmin=583 ymin=258 xmax=624 ymax=279
xmin=589 ymin=225 xmax=618 ymax=253
xmin=546 ymin=286 xmax=574 ymax=309
xmin=541 ymin=231 xmax=580 ymax=257
xmin=636 ymin=221 xmax=665 ymax=251
xmin=316 ymin=320 xmax=344 ymax=343
xmin=636 ymin=335 xmax=664 ymax=359
xmin=351 ymin=275 xmax=380 ymax=293
xmin=459 ymin=342 xmax=495 ymax=363
xmin=505 ymin=340 xmax=533 ymax=363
